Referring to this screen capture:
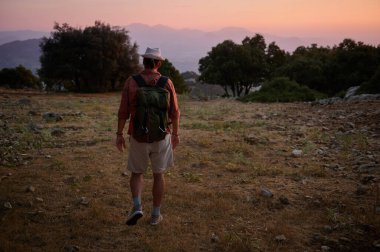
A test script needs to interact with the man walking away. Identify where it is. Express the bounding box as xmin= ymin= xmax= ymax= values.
xmin=116 ymin=47 xmax=180 ymax=226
